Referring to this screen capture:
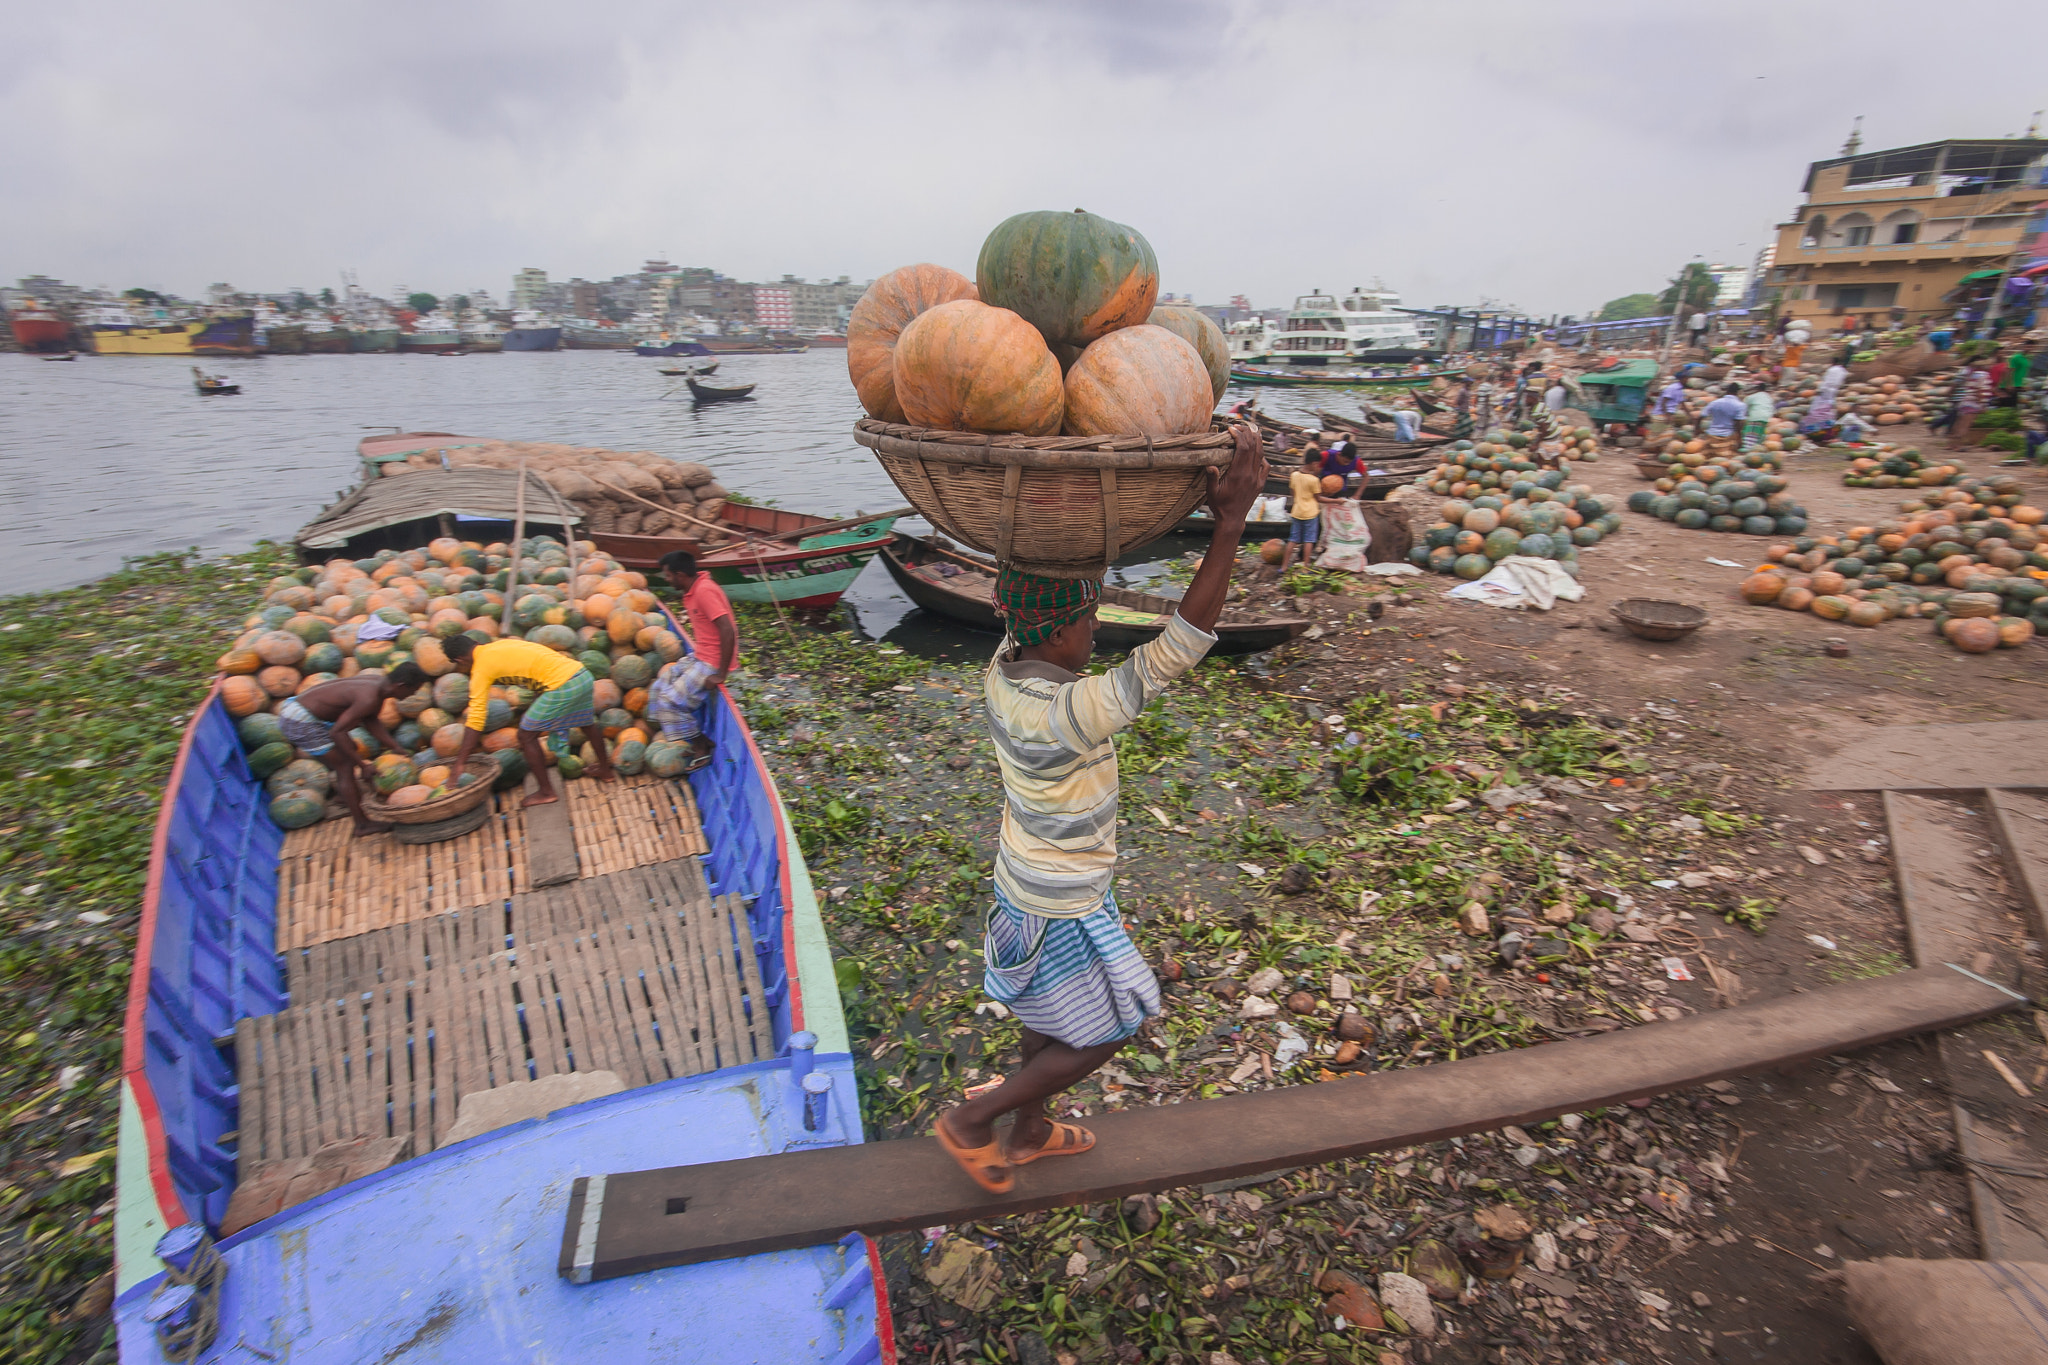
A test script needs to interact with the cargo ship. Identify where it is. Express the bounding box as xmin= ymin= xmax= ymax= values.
xmin=633 ymin=335 xmax=713 ymax=356
xmin=263 ymin=324 xmax=307 ymax=355
xmin=503 ymin=309 xmax=562 ymax=351
xmin=398 ymin=313 xmax=464 ymax=354
xmin=8 ymin=300 xmax=72 ymax=352
xmin=700 ymin=335 xmax=808 ymax=355
xmin=460 ymin=321 xmax=504 ymax=352
xmin=192 ymin=314 xmax=257 ymax=356
xmin=303 ymin=321 xmax=351 ymax=353
xmin=349 ymin=327 xmax=399 ymax=353
xmin=562 ymin=318 xmax=636 ymax=349
xmin=92 ymin=321 xmax=197 ymax=355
